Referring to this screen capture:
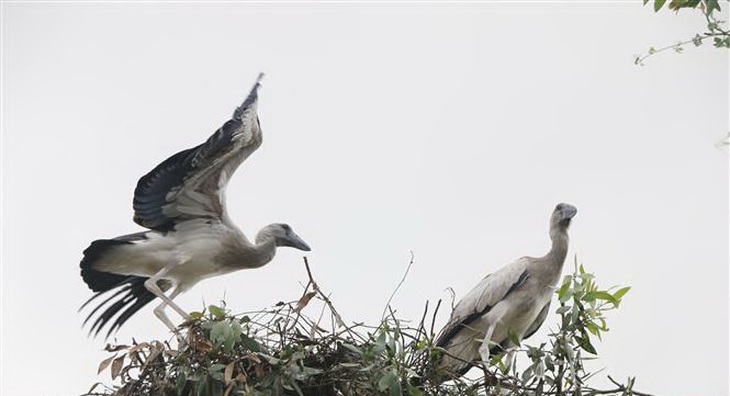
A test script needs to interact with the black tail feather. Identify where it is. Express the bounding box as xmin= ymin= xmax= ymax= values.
xmin=82 ymin=276 xmax=171 ymax=338
xmin=81 ymin=287 xmax=128 ymax=326
xmin=79 ymin=233 xmax=171 ymax=338
xmin=80 ymin=234 xmax=148 ymax=292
